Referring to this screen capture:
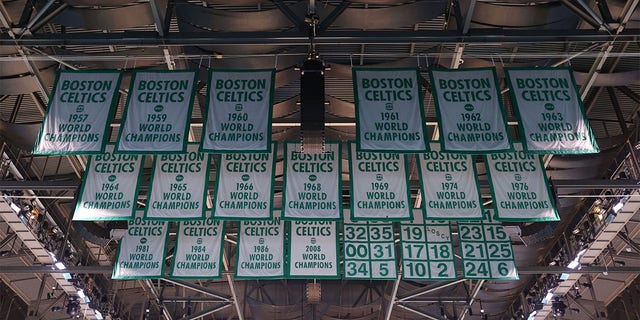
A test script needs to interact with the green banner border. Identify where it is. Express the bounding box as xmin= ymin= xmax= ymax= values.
xmin=169 ymin=214 xmax=225 ymax=279
xmin=399 ymin=220 xmax=457 ymax=280
xmin=285 ymin=220 xmax=341 ymax=279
